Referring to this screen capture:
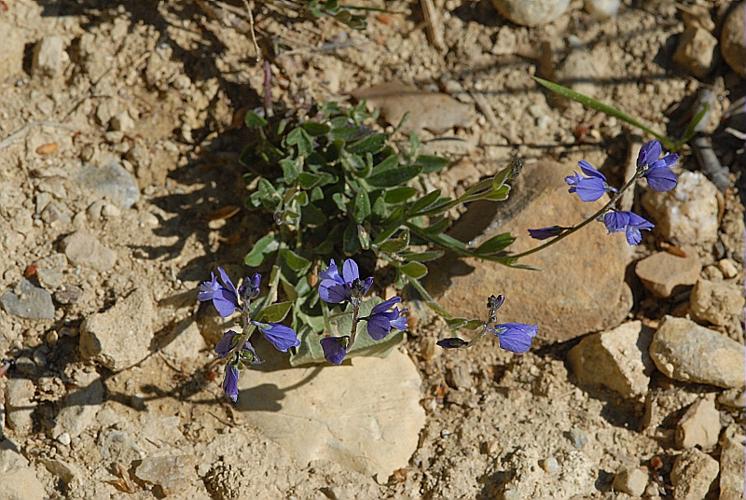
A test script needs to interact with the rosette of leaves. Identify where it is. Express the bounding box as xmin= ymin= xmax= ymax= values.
xmin=240 ymin=102 xmax=516 ymax=364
